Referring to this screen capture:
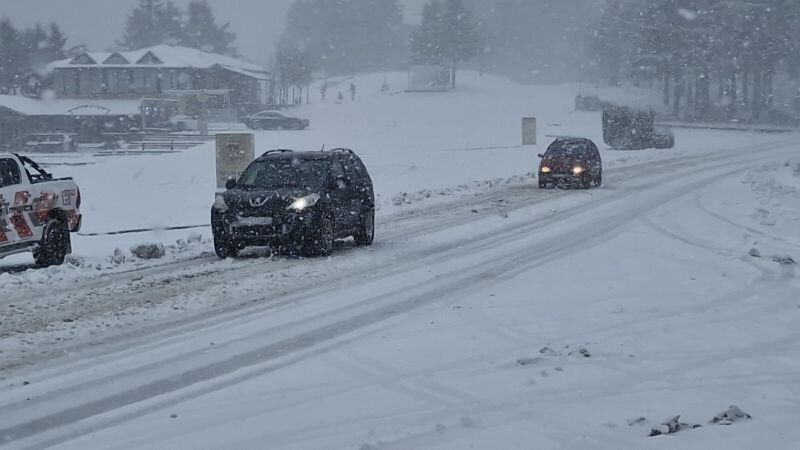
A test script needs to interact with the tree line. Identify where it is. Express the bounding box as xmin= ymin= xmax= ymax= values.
xmin=0 ymin=19 xmax=67 ymax=94
xmin=274 ymin=0 xmax=482 ymax=98
xmin=119 ymin=0 xmax=237 ymax=56
xmin=589 ymin=0 xmax=800 ymax=122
